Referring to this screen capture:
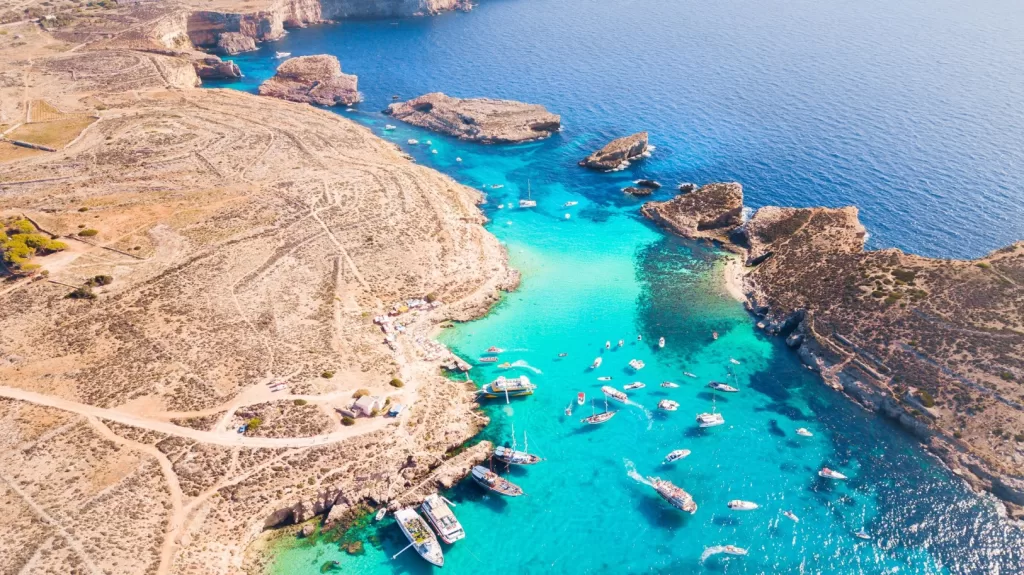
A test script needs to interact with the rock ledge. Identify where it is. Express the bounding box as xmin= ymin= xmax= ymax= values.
xmin=385 ymin=93 xmax=560 ymax=143
xmin=258 ymin=55 xmax=360 ymax=107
